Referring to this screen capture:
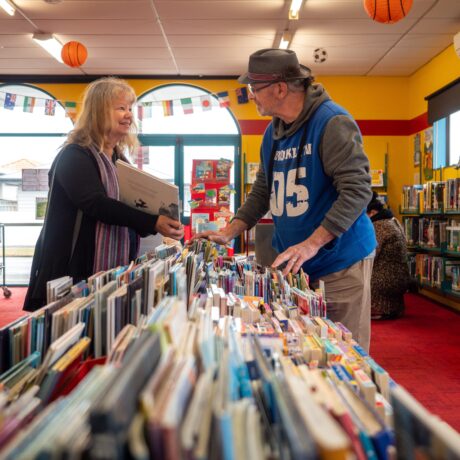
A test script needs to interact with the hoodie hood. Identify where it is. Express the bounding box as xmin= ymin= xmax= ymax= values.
xmin=272 ymin=83 xmax=331 ymax=140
